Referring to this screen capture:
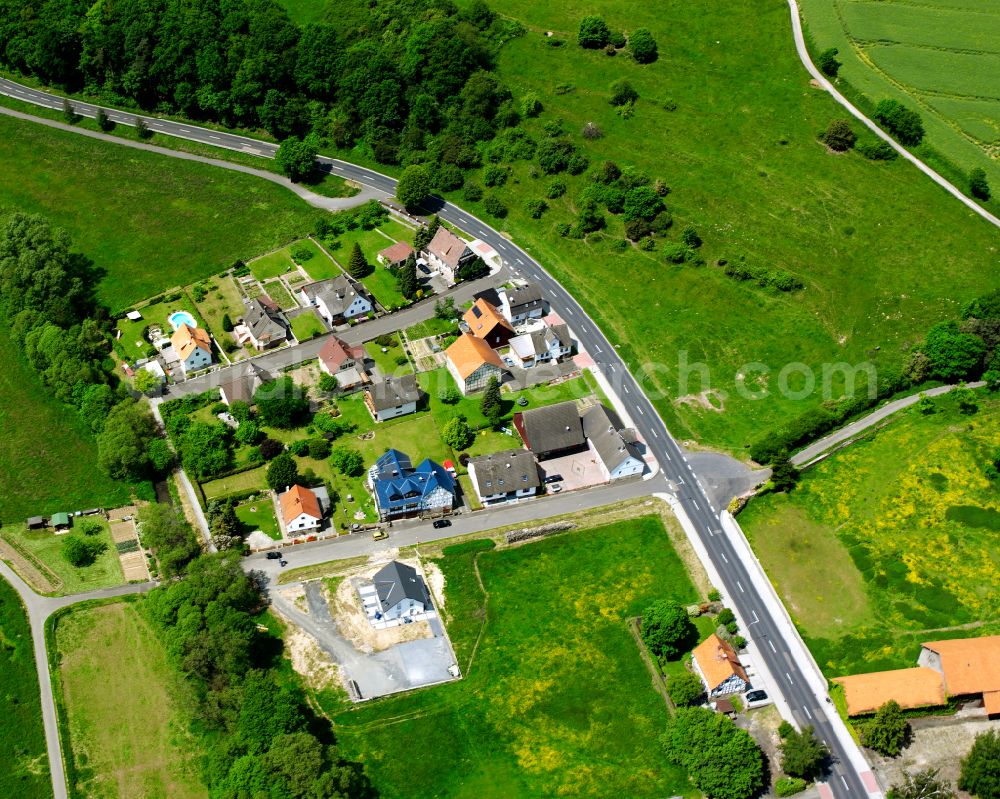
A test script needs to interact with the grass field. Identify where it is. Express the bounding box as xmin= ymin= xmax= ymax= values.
xmin=261 ymin=280 xmax=296 ymax=310
xmin=364 ymin=335 xmax=411 ymax=376
xmin=0 ymin=114 xmax=315 ymax=312
xmin=740 ymin=390 xmax=1000 ymax=676
xmin=235 ymin=501 xmax=281 ymax=540
xmin=0 ymin=329 xmax=134 ymax=522
xmin=320 ymin=220 xmax=415 ymax=307
xmin=250 ymin=248 xmax=297 ymax=281
xmin=330 ymin=516 xmax=699 ymax=798
xmin=290 ymin=312 xmax=325 ymax=341
xmin=53 ymin=600 xmax=206 ymax=799
xmin=0 ymin=577 xmax=50 ymax=799
xmin=800 ymin=0 xmax=1000 ymax=199
xmin=4 ymin=520 xmax=124 ymax=596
